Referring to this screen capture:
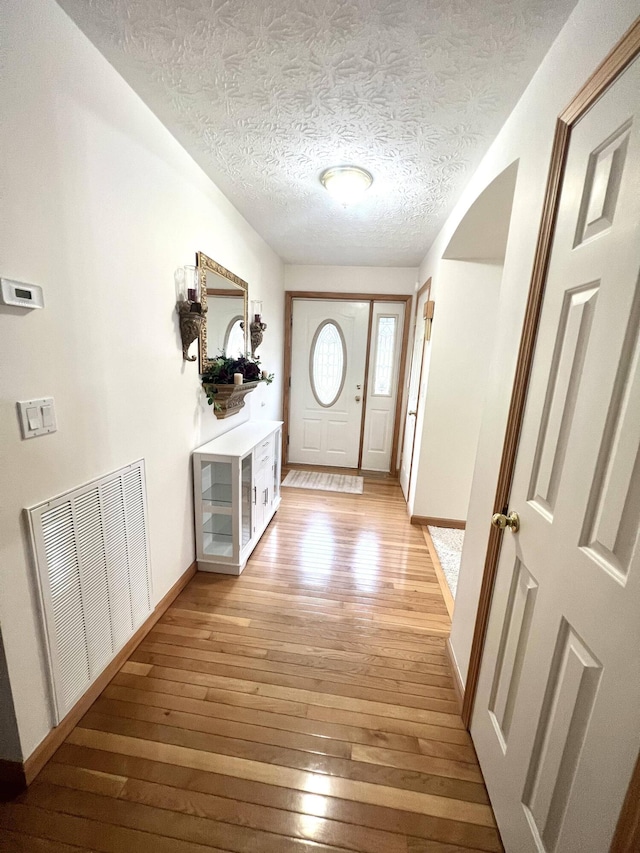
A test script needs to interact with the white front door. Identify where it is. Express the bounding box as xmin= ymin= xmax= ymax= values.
xmin=289 ymin=299 xmax=369 ymax=468
xmin=472 ymin=58 xmax=640 ymax=852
